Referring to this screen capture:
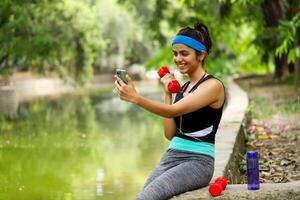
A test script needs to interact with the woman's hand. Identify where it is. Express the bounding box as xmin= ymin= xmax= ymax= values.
xmin=114 ymin=74 xmax=138 ymax=104
xmin=159 ymin=72 xmax=174 ymax=94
